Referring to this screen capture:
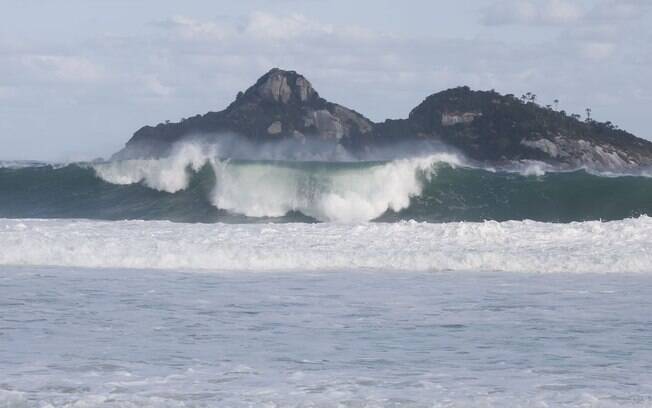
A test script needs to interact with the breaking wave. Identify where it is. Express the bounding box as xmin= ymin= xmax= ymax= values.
xmin=2 ymin=142 xmax=652 ymax=223
xmin=95 ymin=143 xmax=461 ymax=222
